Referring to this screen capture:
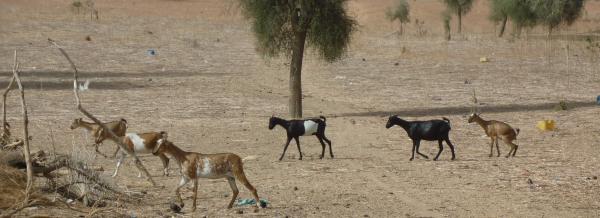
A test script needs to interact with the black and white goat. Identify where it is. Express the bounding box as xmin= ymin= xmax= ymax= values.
xmin=385 ymin=115 xmax=456 ymax=161
xmin=268 ymin=116 xmax=333 ymax=160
